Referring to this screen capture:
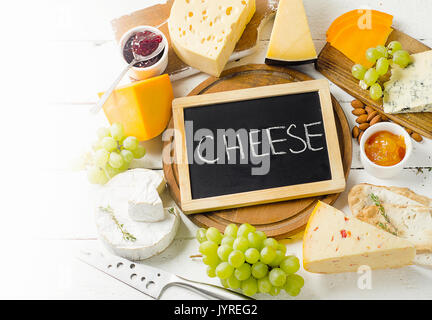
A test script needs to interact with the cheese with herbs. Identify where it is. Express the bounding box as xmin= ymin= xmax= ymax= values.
xmin=383 ymin=50 xmax=432 ymax=114
xmin=303 ymin=201 xmax=415 ymax=274
xmin=168 ymin=0 xmax=256 ymax=77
